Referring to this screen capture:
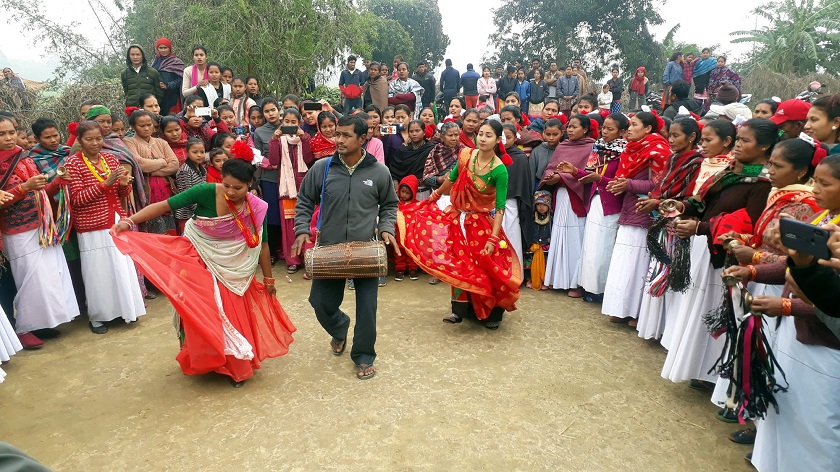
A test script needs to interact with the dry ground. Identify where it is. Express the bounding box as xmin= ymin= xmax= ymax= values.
xmin=0 ymin=268 xmax=755 ymax=471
